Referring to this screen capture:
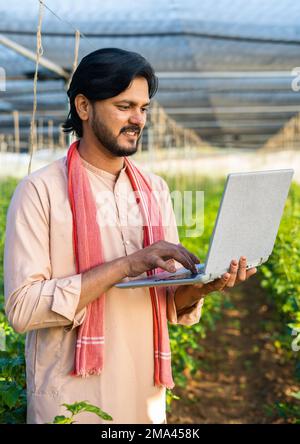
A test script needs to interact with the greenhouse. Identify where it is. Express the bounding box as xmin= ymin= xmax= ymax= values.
xmin=0 ymin=0 xmax=299 ymax=426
